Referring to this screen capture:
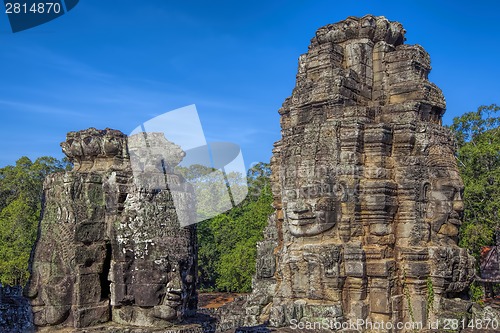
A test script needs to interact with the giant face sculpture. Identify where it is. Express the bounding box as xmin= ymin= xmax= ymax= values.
xmin=26 ymin=242 xmax=73 ymax=326
xmin=280 ymin=139 xmax=346 ymax=237
xmin=424 ymin=145 xmax=465 ymax=243
xmin=152 ymin=255 xmax=196 ymax=321
xmin=280 ymin=125 xmax=346 ymax=237
xmin=111 ymin=182 xmax=197 ymax=327
xmin=25 ymin=178 xmax=76 ymax=327
xmin=283 ymin=180 xmax=345 ymax=237
xmin=246 ymin=16 xmax=477 ymax=329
